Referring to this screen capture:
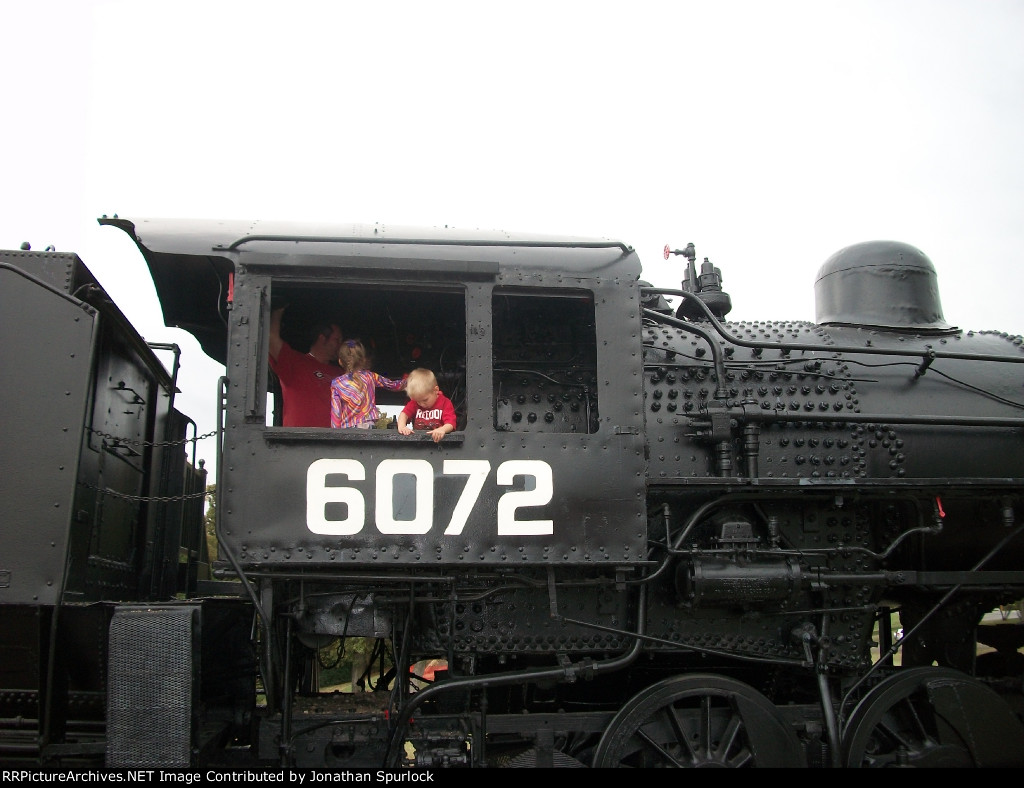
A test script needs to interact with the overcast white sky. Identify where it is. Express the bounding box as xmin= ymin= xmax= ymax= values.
xmin=4 ymin=0 xmax=1023 ymax=475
